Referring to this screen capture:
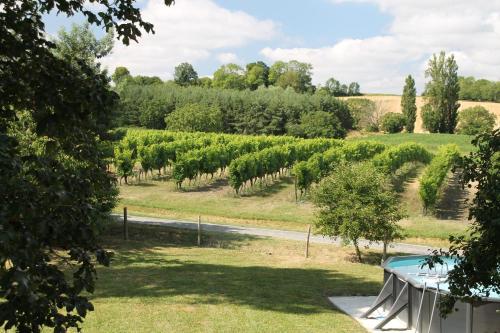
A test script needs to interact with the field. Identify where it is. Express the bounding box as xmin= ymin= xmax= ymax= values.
xmin=76 ymin=223 xmax=383 ymax=333
xmin=115 ymin=132 xmax=474 ymax=247
xmin=342 ymin=95 xmax=500 ymax=133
